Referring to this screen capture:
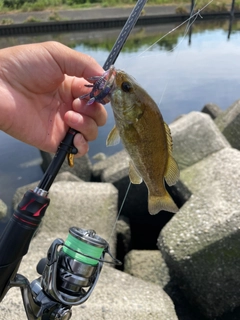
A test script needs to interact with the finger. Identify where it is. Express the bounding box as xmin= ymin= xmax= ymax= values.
xmin=71 ymin=76 xmax=99 ymax=100
xmin=42 ymin=41 xmax=104 ymax=79
xmin=64 ymin=110 xmax=98 ymax=141
xmin=72 ymin=98 xmax=107 ymax=127
xmin=73 ymin=133 xmax=89 ymax=158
